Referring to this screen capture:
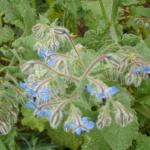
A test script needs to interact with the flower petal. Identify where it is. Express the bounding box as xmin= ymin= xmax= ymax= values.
xmin=19 ymin=82 xmax=28 ymax=89
xmin=87 ymin=84 xmax=95 ymax=94
xmin=107 ymin=86 xmax=118 ymax=96
xmin=38 ymin=48 xmax=47 ymax=58
xmin=86 ymin=121 xmax=95 ymax=130
xmin=47 ymin=59 xmax=56 ymax=67
xmin=39 ymin=88 xmax=52 ymax=100
xmin=81 ymin=117 xmax=89 ymax=124
xmin=36 ymin=109 xmax=52 ymax=119
xmin=25 ymin=103 xmax=36 ymax=109
xmin=74 ymin=127 xmax=83 ymax=135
